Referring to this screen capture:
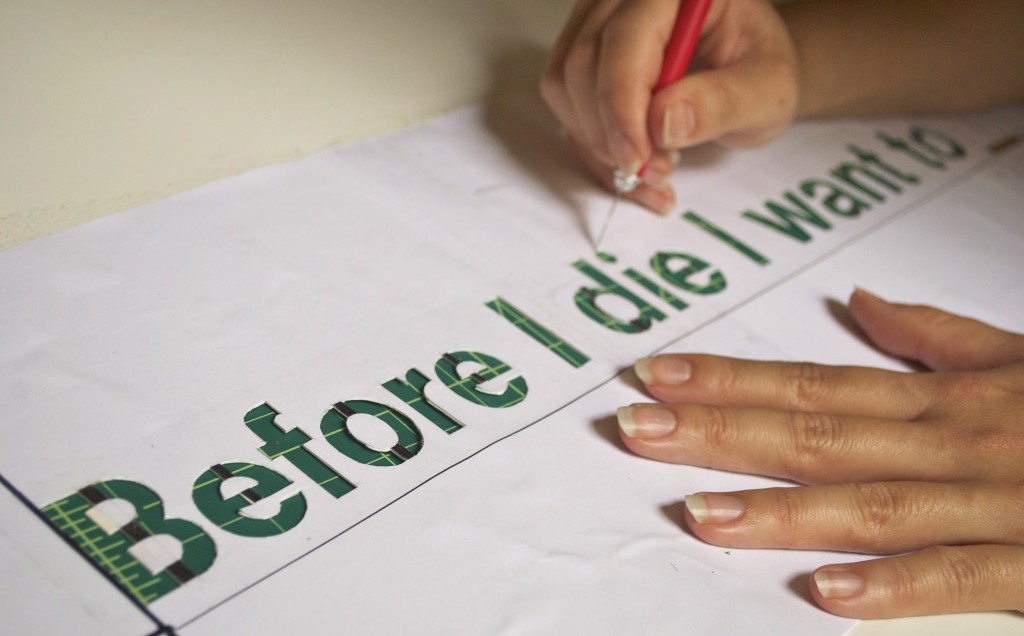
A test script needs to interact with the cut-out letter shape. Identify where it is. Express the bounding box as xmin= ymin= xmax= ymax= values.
xmin=650 ymin=252 xmax=727 ymax=295
xmin=42 ymin=479 xmax=216 ymax=605
xmin=382 ymin=368 xmax=465 ymax=435
xmin=910 ymin=125 xmax=966 ymax=162
xmin=245 ymin=402 xmax=356 ymax=498
xmin=435 ymin=351 xmax=527 ymax=408
xmin=800 ymin=178 xmax=873 ymax=217
xmin=572 ymin=260 xmax=667 ymax=333
xmin=192 ymin=462 xmax=307 ymax=537
xmin=681 ymin=211 xmax=770 ymax=266
xmin=485 ymin=297 xmax=590 ymax=368
xmin=742 ymin=192 xmax=832 ymax=243
xmin=877 ymin=130 xmax=946 ymax=169
xmin=321 ymin=400 xmax=424 ymax=466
